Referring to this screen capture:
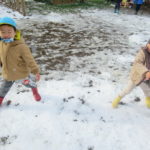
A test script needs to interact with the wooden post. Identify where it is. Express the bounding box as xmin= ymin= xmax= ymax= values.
xmin=22 ymin=0 xmax=26 ymax=16
xmin=16 ymin=0 xmax=20 ymax=11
